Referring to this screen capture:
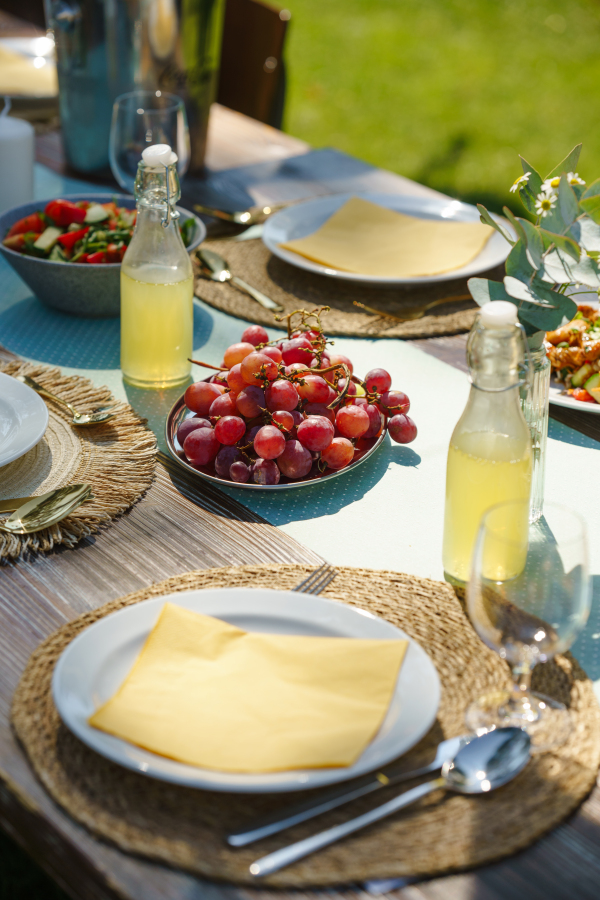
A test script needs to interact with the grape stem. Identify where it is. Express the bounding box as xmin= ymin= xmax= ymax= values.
xmin=188 ymin=358 xmax=228 ymax=372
